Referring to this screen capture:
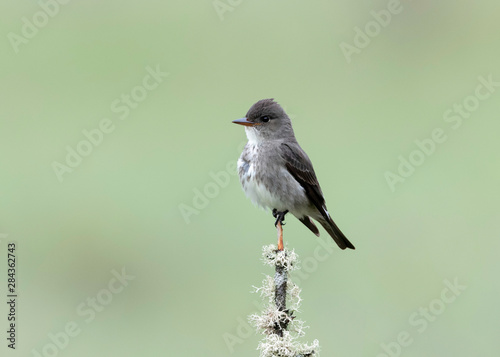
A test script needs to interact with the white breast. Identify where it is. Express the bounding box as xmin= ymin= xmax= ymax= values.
xmin=238 ymin=160 xmax=305 ymax=212
xmin=244 ymin=171 xmax=285 ymax=211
